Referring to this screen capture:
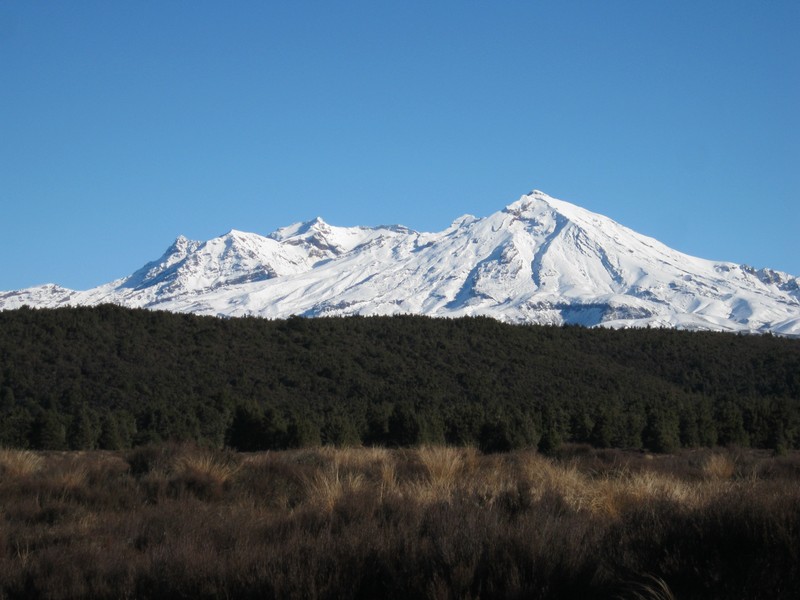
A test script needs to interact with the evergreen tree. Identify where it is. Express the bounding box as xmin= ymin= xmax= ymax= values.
xmin=479 ymin=410 xmax=538 ymax=454
xmin=387 ymin=402 xmax=421 ymax=447
xmin=643 ymin=407 xmax=680 ymax=453
xmin=0 ymin=386 xmax=15 ymax=411
xmin=287 ymin=415 xmax=322 ymax=448
xmin=226 ymin=405 xmax=268 ymax=451
xmin=0 ymin=405 xmax=34 ymax=448
xmin=226 ymin=403 xmax=287 ymax=451
xmin=30 ymin=410 xmax=67 ymax=450
xmin=98 ymin=411 xmax=124 ymax=450
xmin=321 ymin=411 xmax=361 ymax=447
xmin=68 ymin=403 xmax=99 ymax=450
xmin=716 ymin=400 xmax=750 ymax=447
